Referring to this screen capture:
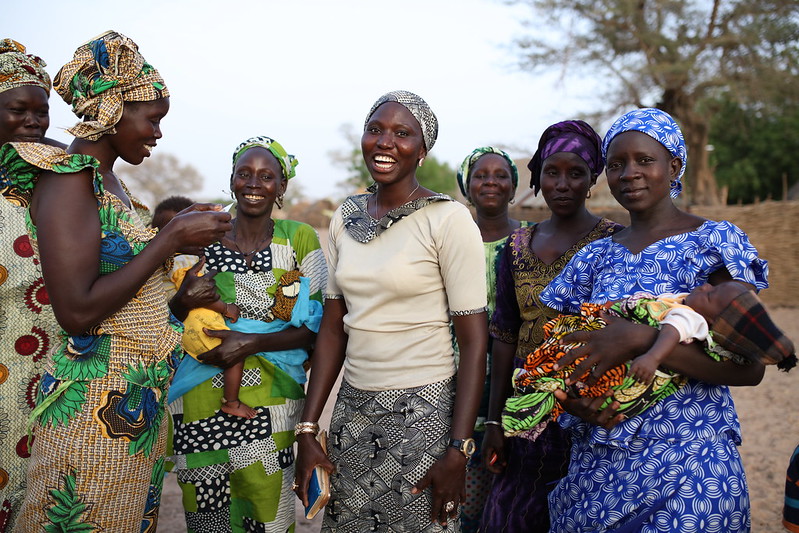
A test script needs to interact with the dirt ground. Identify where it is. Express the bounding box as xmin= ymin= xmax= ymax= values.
xmin=157 ymin=308 xmax=798 ymax=533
